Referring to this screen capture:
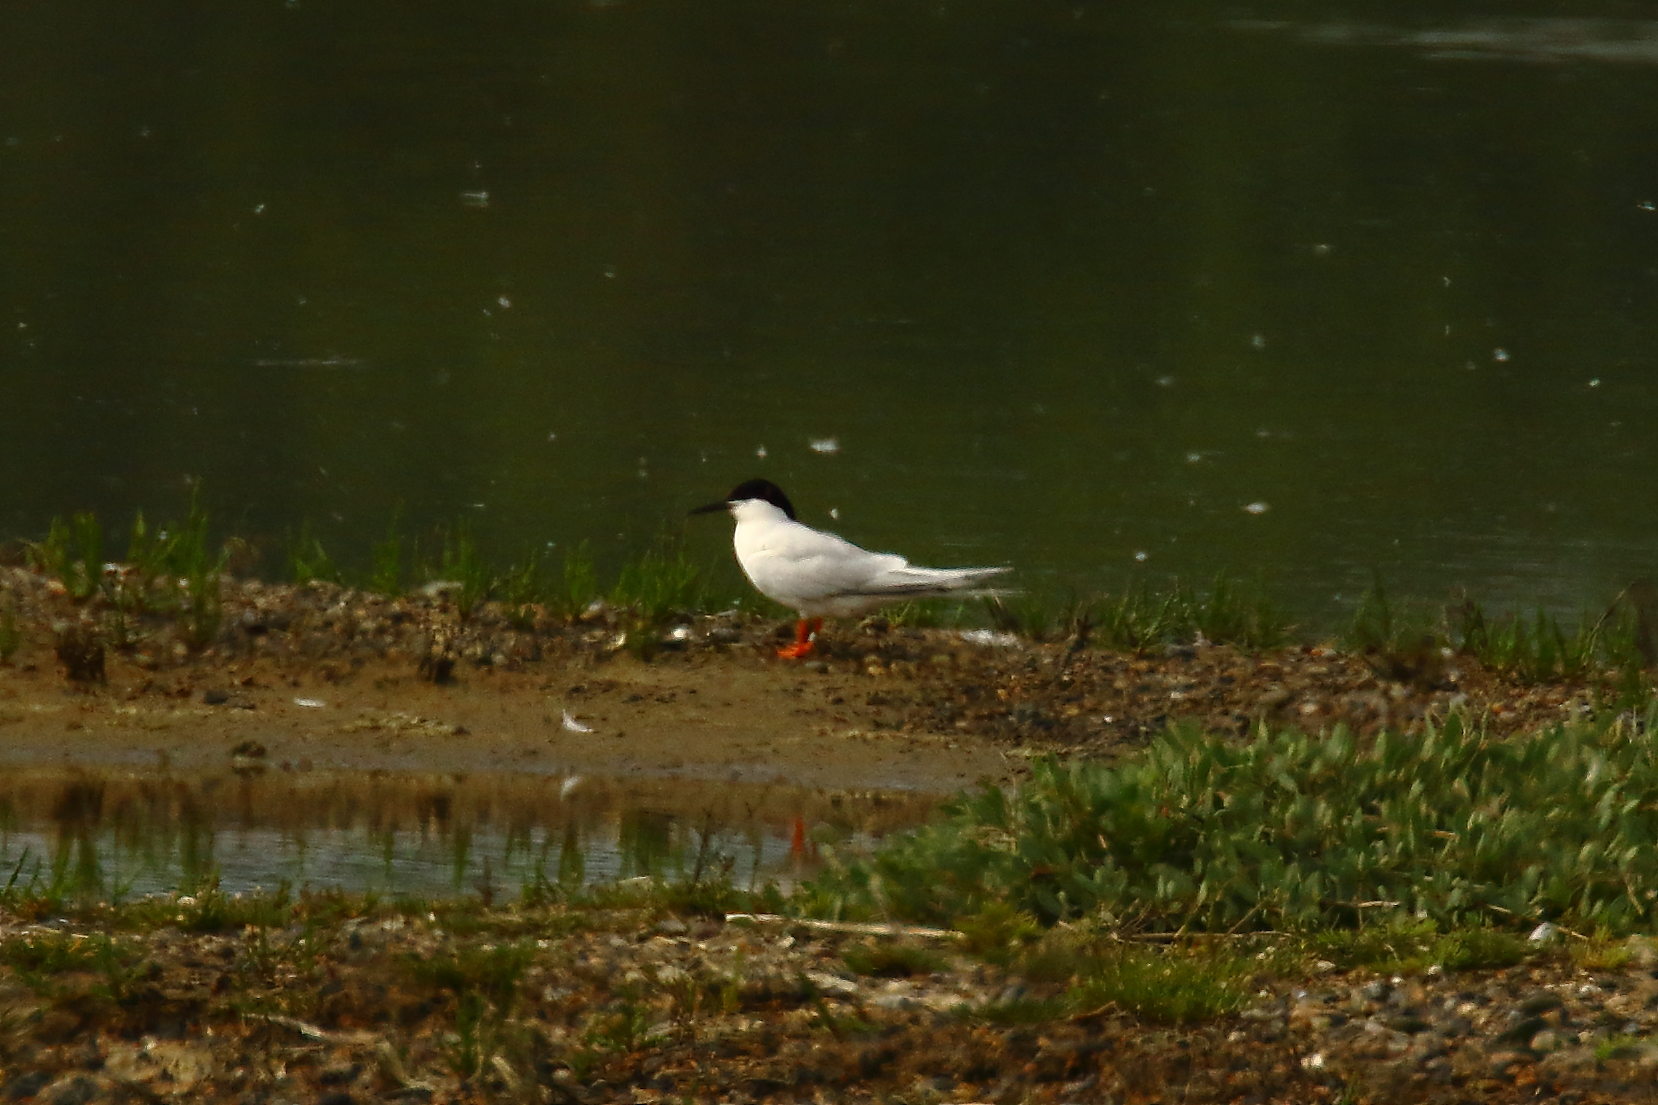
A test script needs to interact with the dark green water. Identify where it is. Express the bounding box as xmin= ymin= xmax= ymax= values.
xmin=4 ymin=3 xmax=1656 ymax=626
